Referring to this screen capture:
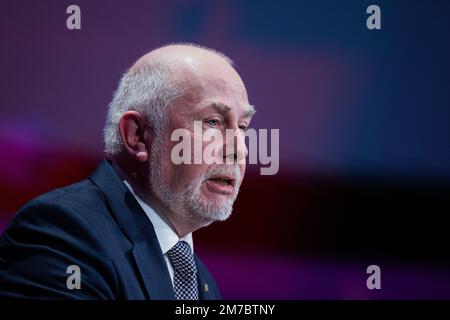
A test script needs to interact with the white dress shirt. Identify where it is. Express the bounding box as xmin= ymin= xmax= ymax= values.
xmin=122 ymin=180 xmax=194 ymax=287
